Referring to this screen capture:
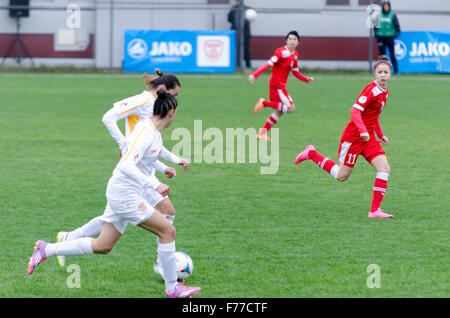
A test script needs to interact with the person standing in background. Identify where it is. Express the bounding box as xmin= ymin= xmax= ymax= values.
xmin=228 ymin=0 xmax=252 ymax=68
xmin=375 ymin=0 xmax=401 ymax=73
